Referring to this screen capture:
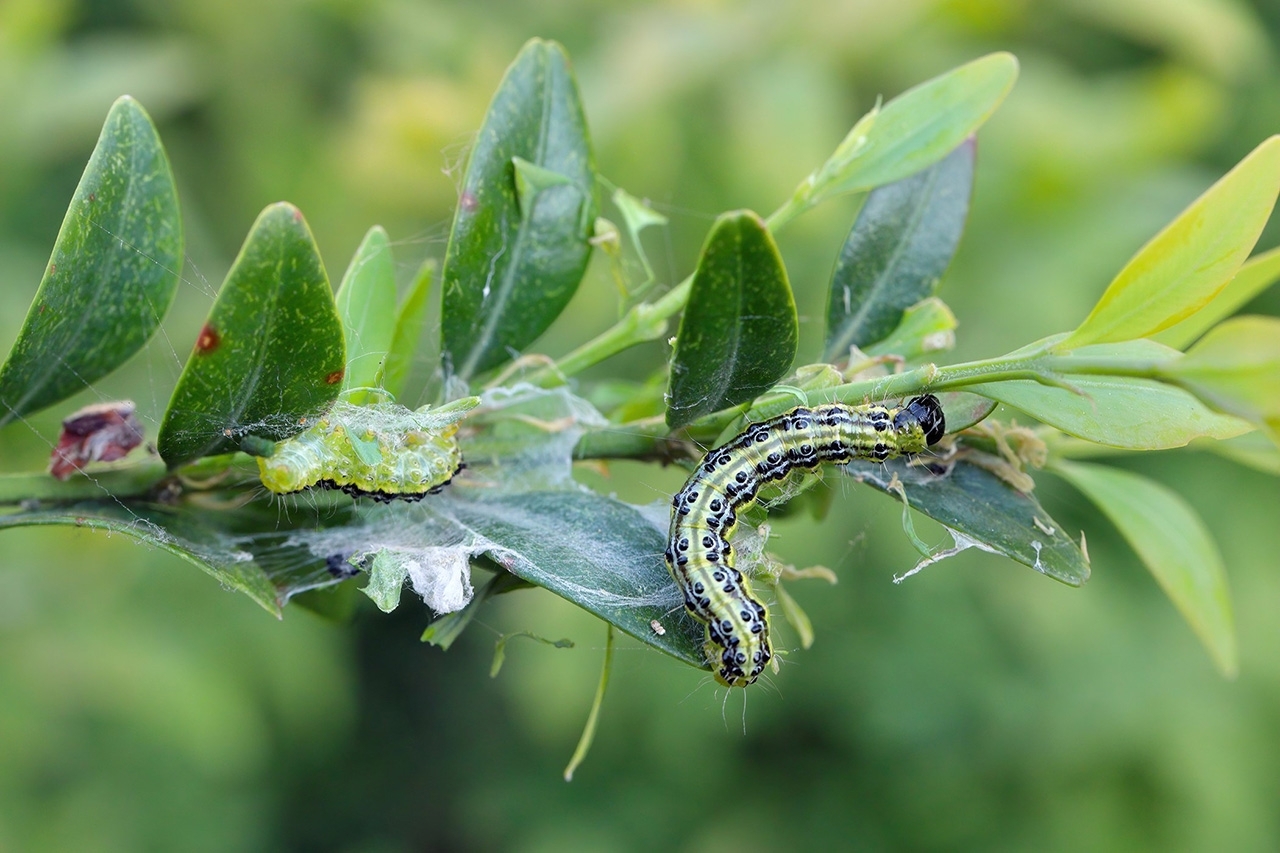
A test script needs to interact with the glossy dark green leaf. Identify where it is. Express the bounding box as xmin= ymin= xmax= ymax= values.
xmin=377 ymin=259 xmax=433 ymax=399
xmin=0 ymin=496 xmax=359 ymax=616
xmin=845 ymin=457 xmax=1091 ymax=586
xmin=666 ymin=211 xmax=797 ymax=430
xmin=441 ymin=491 xmax=704 ymax=669
xmin=1053 ymin=460 xmax=1236 ymax=675
xmin=441 ymin=38 xmax=596 ymax=380
xmin=157 ymin=203 xmax=345 ymax=467
xmin=0 ymin=96 xmax=182 ymax=427
xmin=825 ymin=139 xmax=973 ymax=359
xmin=335 ymin=225 xmax=396 ymax=398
